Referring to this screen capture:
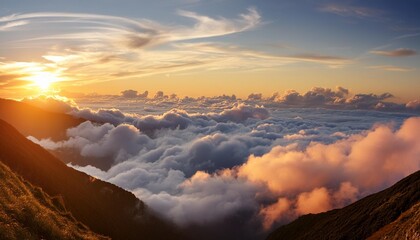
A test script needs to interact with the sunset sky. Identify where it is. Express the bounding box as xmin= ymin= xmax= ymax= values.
xmin=1 ymin=0 xmax=419 ymax=100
